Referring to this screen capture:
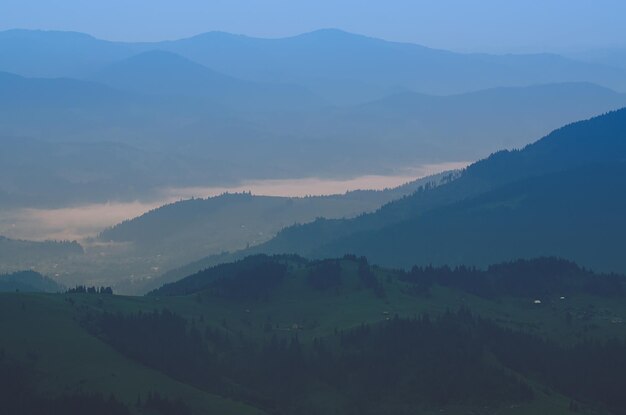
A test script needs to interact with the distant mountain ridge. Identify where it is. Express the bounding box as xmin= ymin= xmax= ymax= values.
xmin=0 ymin=29 xmax=138 ymax=78
xmin=571 ymin=46 xmax=626 ymax=70
xmin=2 ymin=28 xmax=626 ymax=209
xmin=91 ymin=50 xmax=239 ymax=96
xmin=90 ymin=50 xmax=326 ymax=111
xmin=2 ymin=28 xmax=626 ymax=103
